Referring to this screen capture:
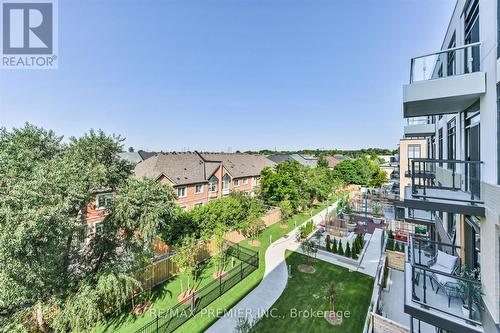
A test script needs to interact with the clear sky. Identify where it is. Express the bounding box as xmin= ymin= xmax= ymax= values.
xmin=0 ymin=0 xmax=456 ymax=152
